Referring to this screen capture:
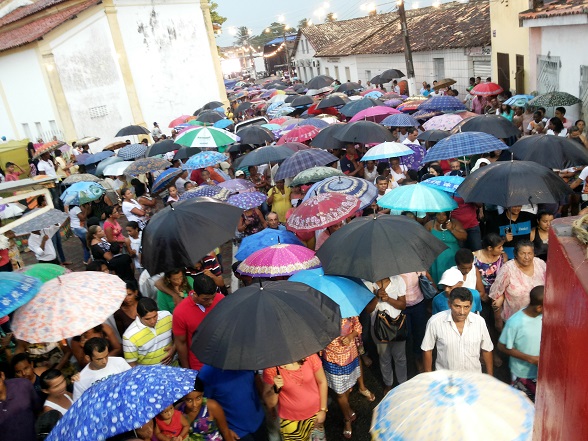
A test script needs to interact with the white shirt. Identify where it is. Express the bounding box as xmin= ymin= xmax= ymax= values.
xmin=122 ymin=199 xmax=145 ymax=224
xmin=69 ymin=206 xmax=82 ymax=229
xmin=421 ymin=310 xmax=493 ymax=372
xmin=37 ymin=159 xmax=57 ymax=179
xmin=129 ymin=232 xmax=142 ymax=269
xmin=365 ymin=276 xmax=406 ymax=320
xmin=578 ymin=167 xmax=588 ymax=192
xmin=364 ymin=167 xmax=378 ymax=182
xmin=28 ymin=225 xmax=60 ymax=261
xmin=73 ymin=356 xmax=131 ymax=400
